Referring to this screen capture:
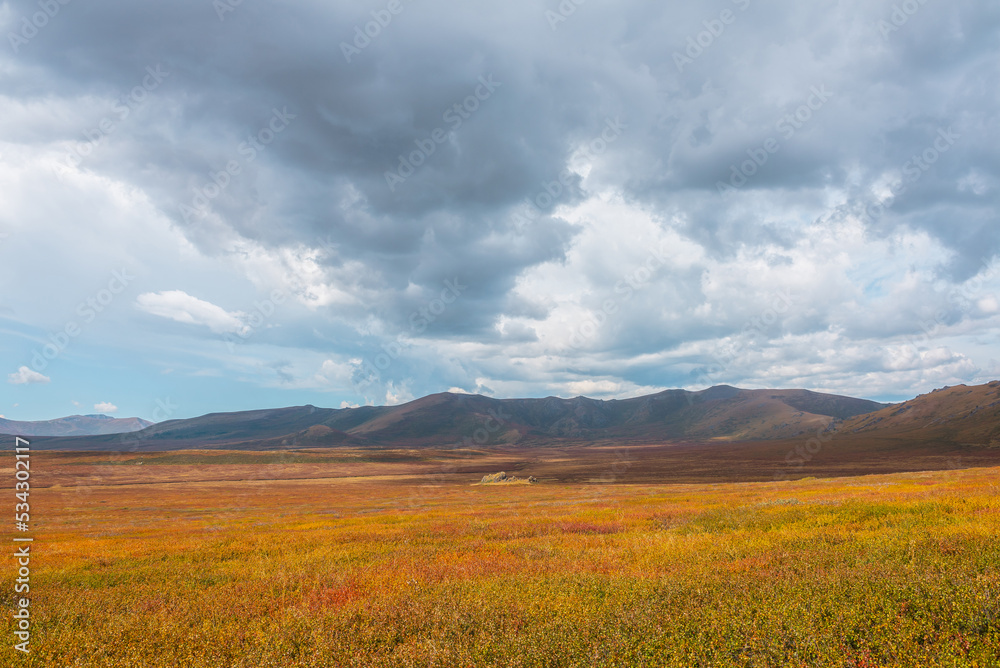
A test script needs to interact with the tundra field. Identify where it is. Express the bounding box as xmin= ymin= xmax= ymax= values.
xmin=3 ymin=448 xmax=999 ymax=667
